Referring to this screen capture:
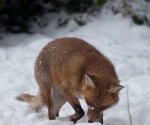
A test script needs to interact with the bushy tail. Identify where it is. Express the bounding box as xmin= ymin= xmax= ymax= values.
xmin=16 ymin=93 xmax=44 ymax=111
xmin=16 ymin=94 xmax=35 ymax=103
